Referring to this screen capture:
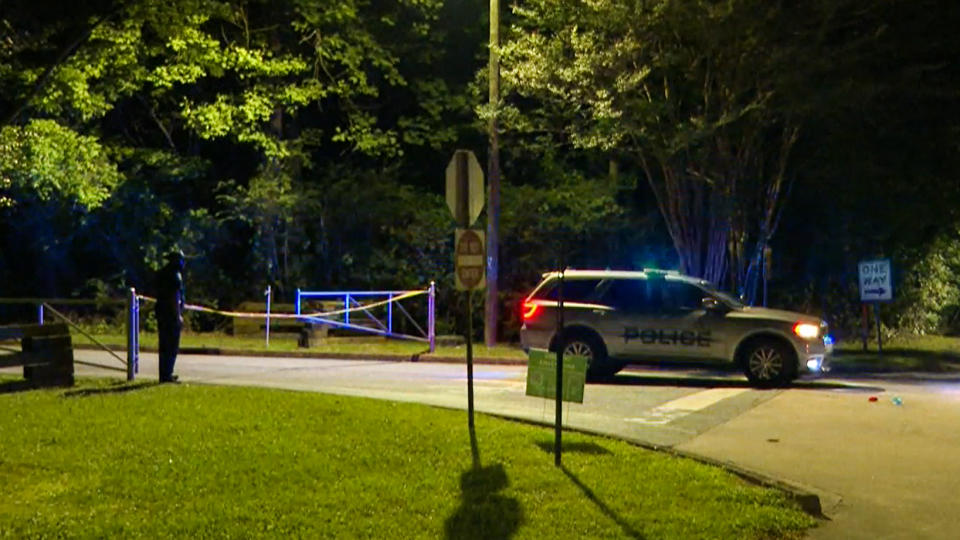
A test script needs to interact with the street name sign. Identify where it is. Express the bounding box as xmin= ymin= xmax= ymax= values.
xmin=455 ymin=228 xmax=486 ymax=290
xmin=525 ymin=348 xmax=586 ymax=403
xmin=445 ymin=149 xmax=485 ymax=227
xmin=858 ymin=259 xmax=893 ymax=302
